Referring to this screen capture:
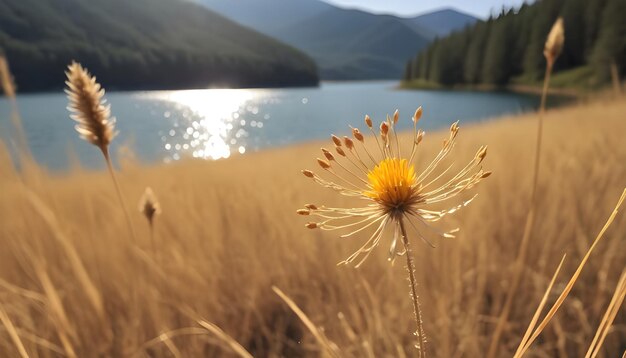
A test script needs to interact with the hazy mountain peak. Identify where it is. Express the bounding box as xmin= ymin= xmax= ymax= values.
xmin=410 ymin=8 xmax=478 ymax=37
xmin=194 ymin=0 xmax=478 ymax=79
